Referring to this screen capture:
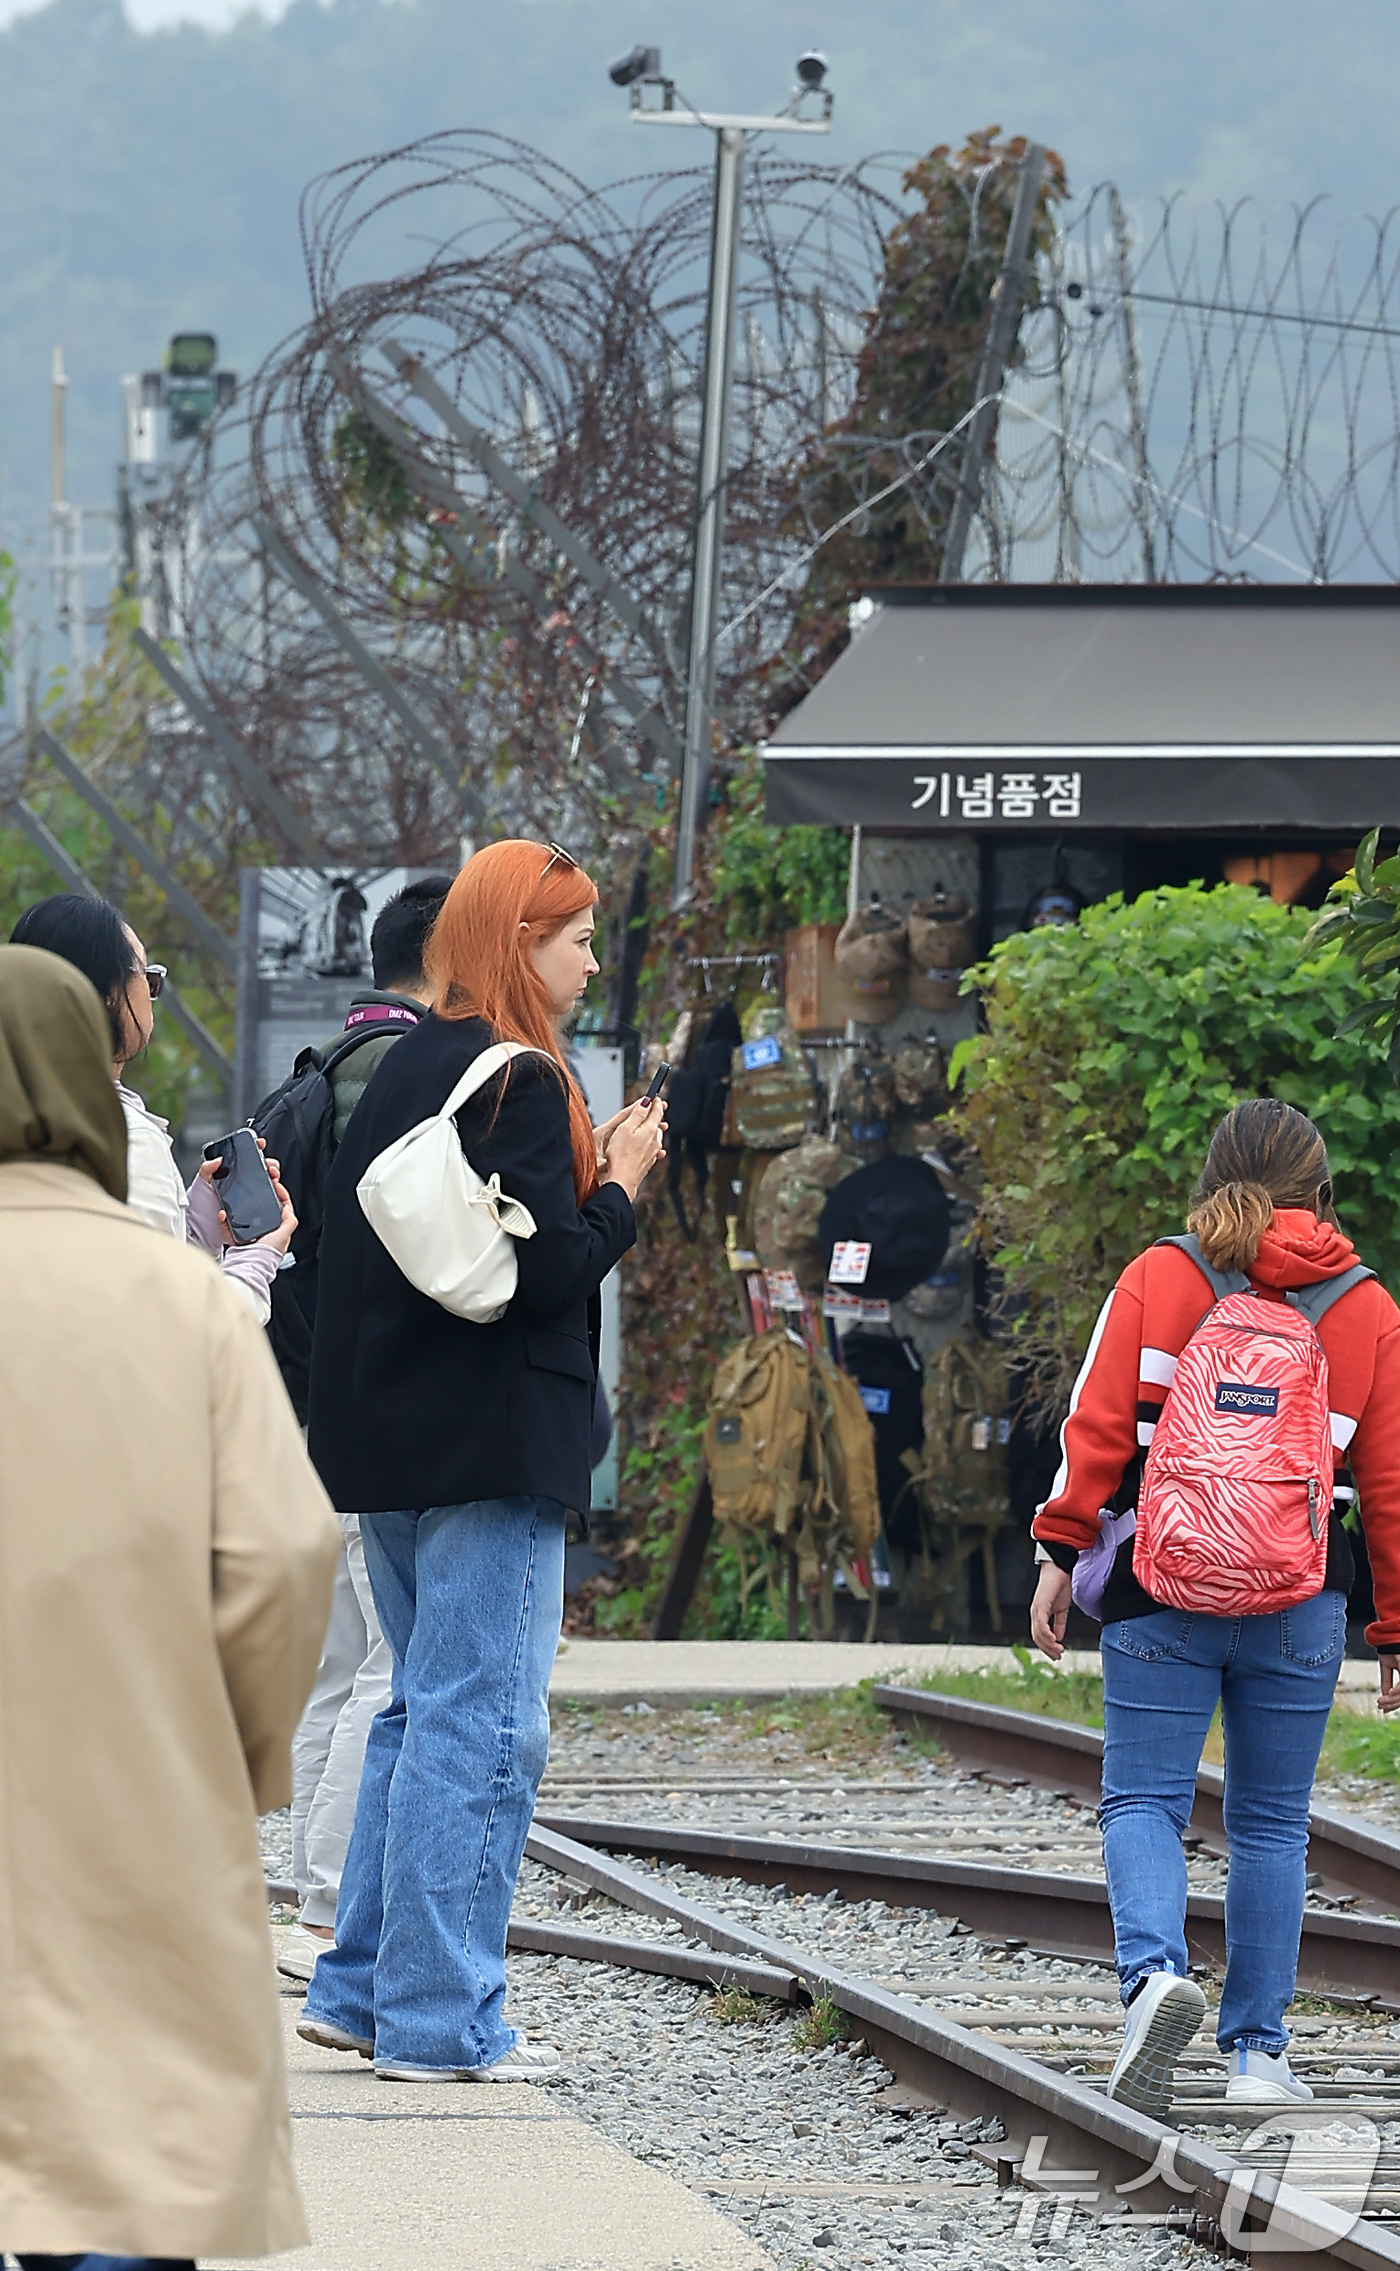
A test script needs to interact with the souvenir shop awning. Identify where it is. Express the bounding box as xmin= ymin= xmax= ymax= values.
xmin=760 ymin=586 xmax=1400 ymax=832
